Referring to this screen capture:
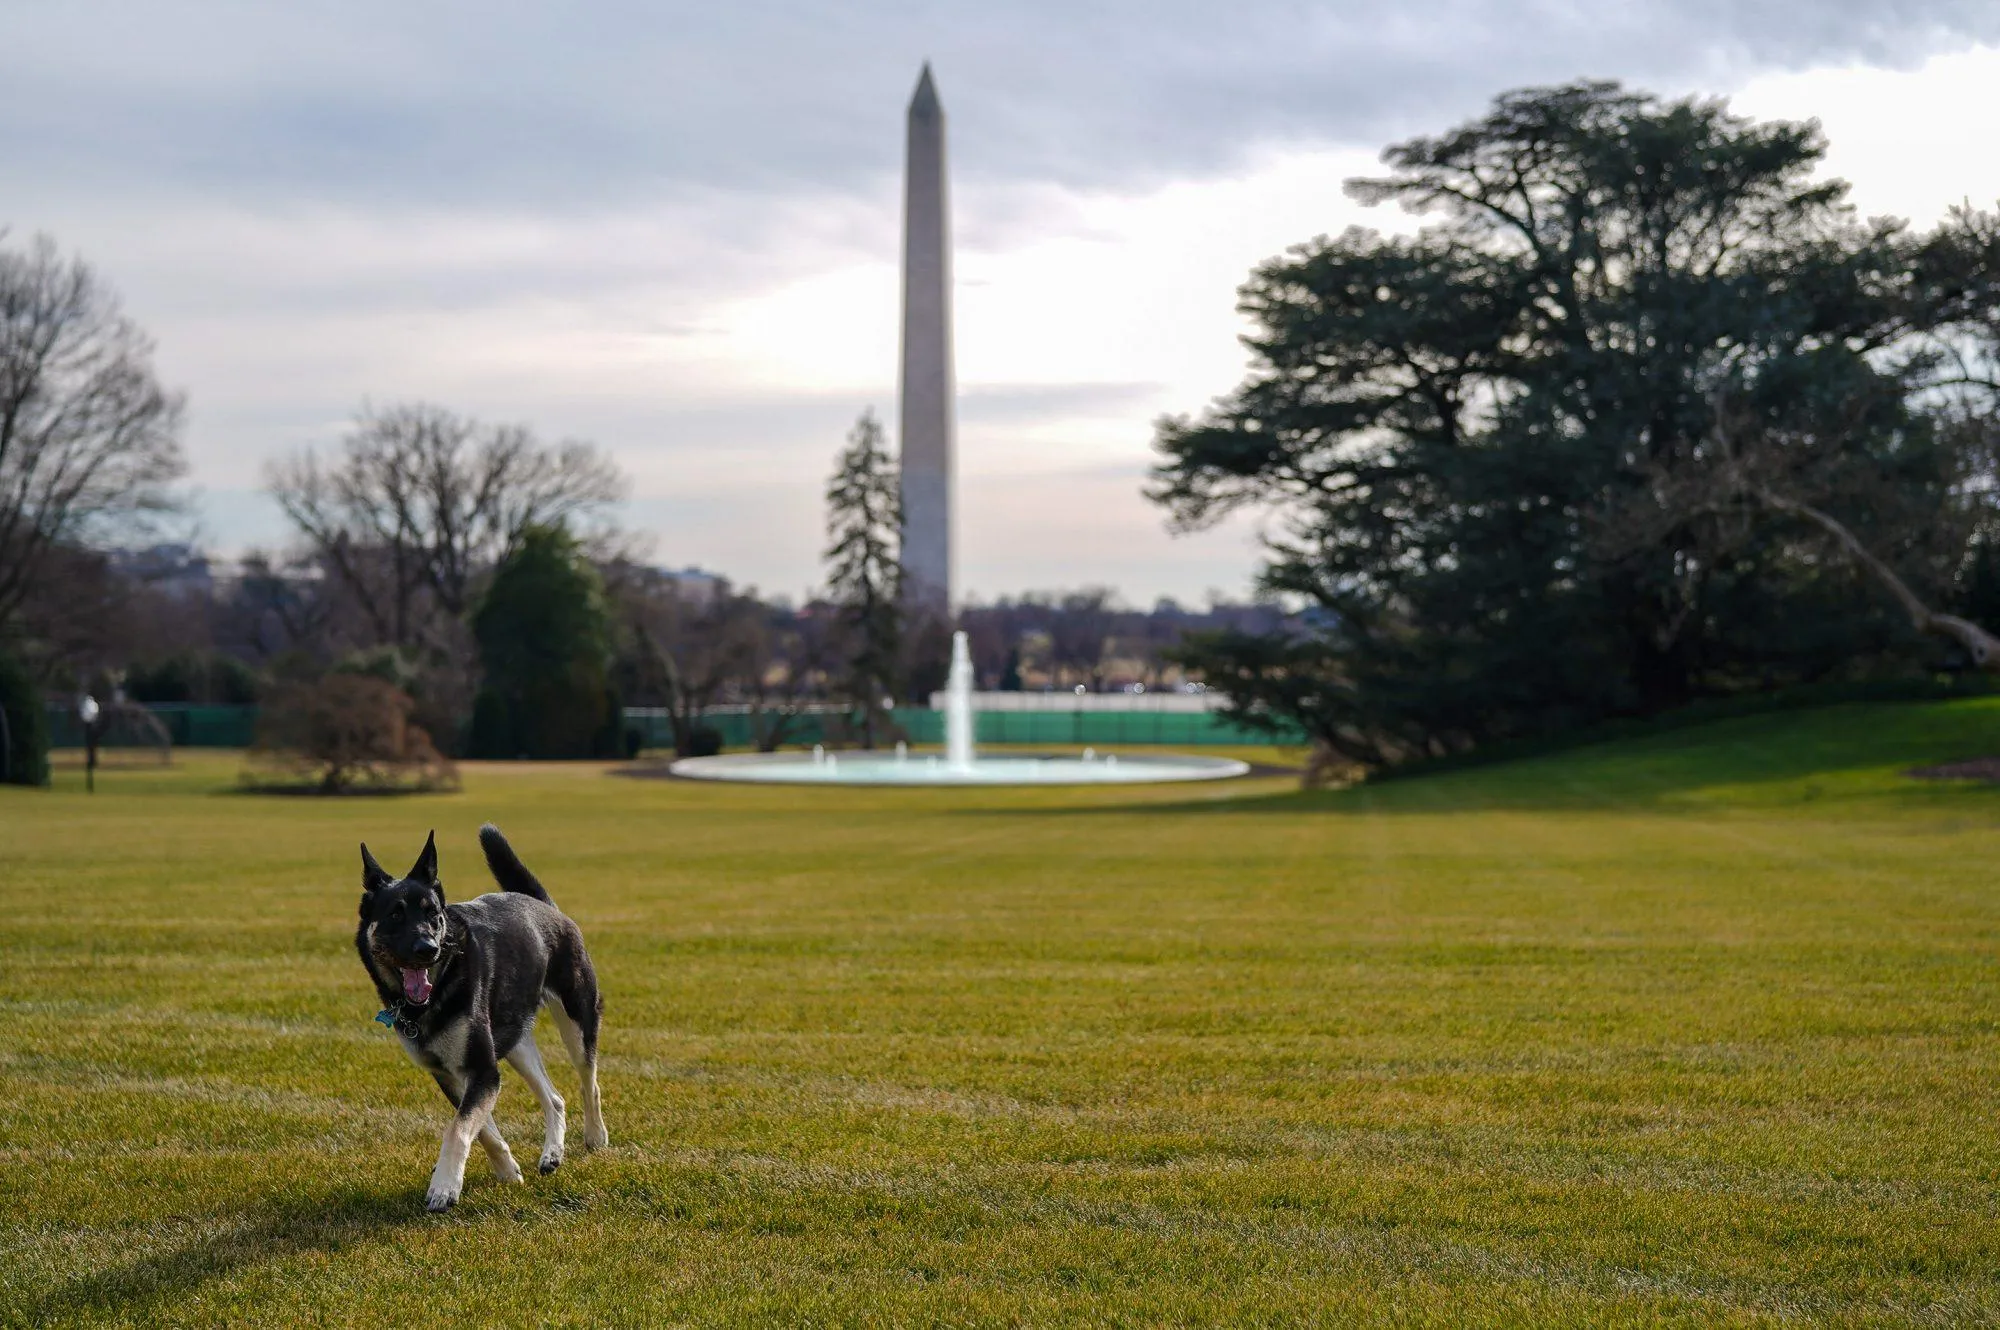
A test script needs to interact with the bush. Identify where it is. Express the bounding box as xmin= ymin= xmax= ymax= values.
xmin=0 ymin=652 xmax=49 ymax=787
xmin=244 ymin=675 xmax=458 ymax=794
xmin=682 ymin=723 xmax=723 ymax=758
